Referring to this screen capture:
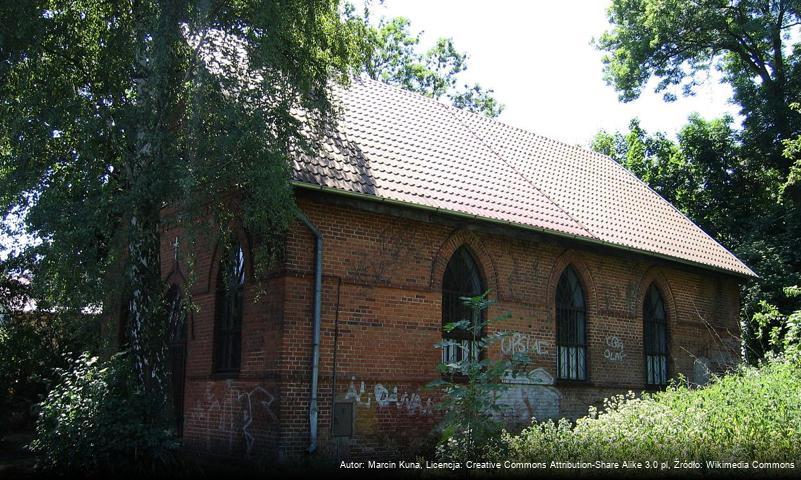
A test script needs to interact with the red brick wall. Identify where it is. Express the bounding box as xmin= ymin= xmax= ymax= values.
xmin=160 ymin=190 xmax=743 ymax=460
xmin=158 ymin=225 xmax=284 ymax=460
